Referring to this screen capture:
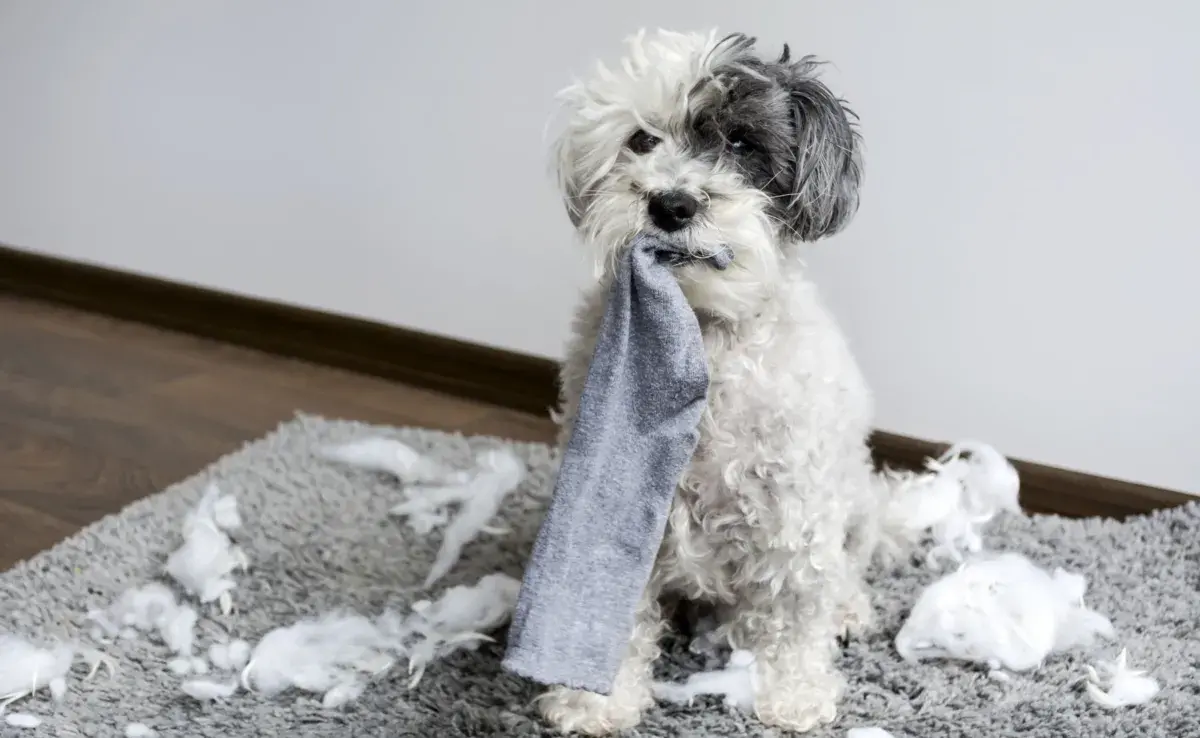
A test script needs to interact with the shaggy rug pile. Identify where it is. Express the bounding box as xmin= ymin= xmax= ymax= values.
xmin=1 ymin=415 xmax=1195 ymax=737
